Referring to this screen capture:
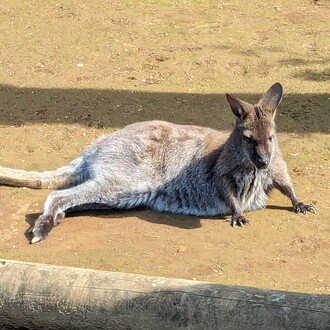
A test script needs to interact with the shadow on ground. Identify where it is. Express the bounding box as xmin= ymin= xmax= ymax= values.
xmin=24 ymin=204 xmax=295 ymax=243
xmin=292 ymin=69 xmax=330 ymax=82
xmin=25 ymin=207 xmax=224 ymax=243
xmin=0 ymin=84 xmax=328 ymax=133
